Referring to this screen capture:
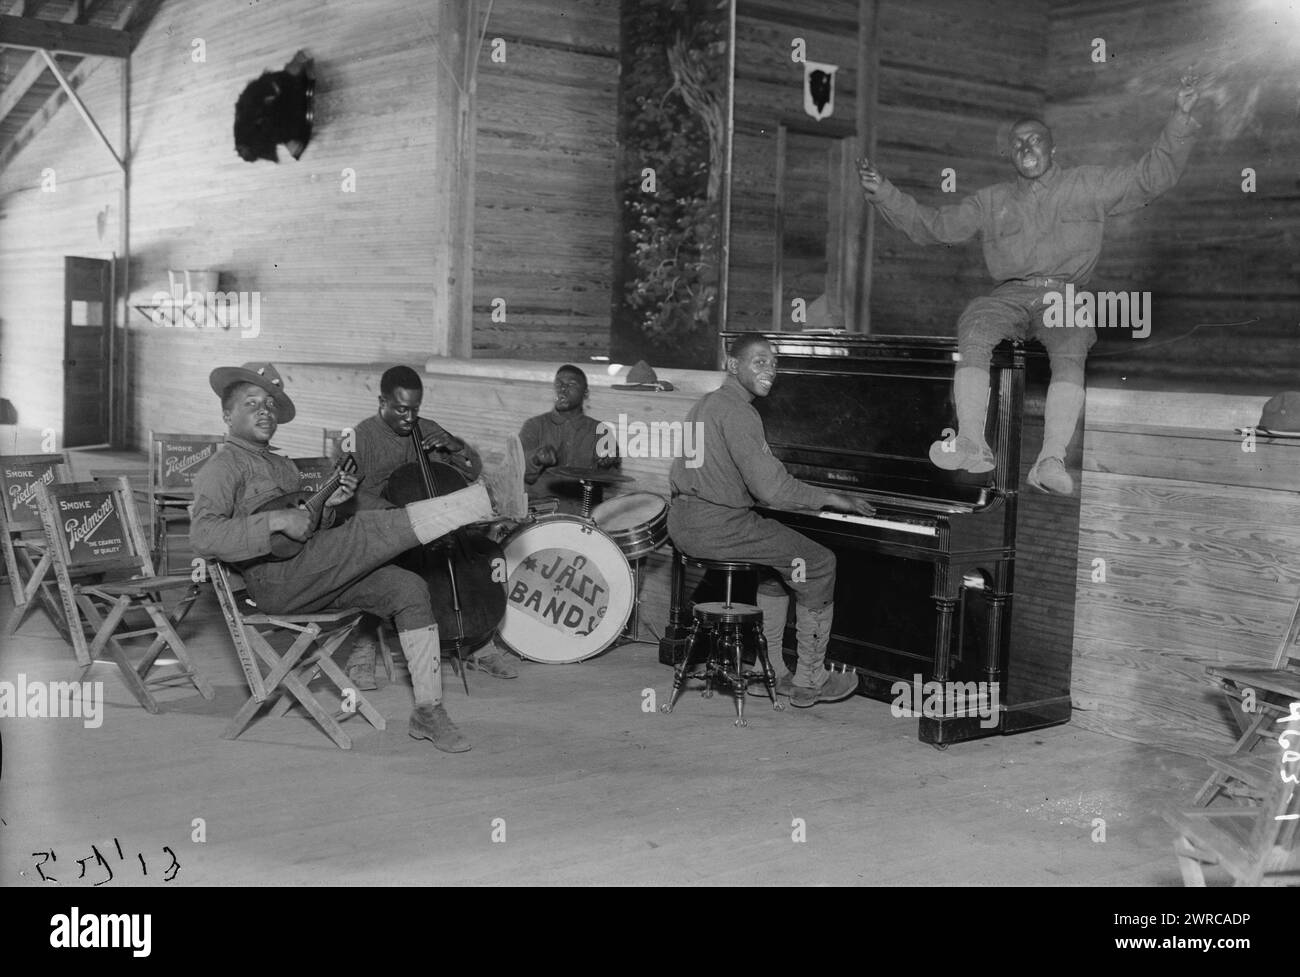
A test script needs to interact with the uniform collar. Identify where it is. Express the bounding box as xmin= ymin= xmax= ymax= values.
xmin=1015 ymin=161 xmax=1062 ymax=197
xmin=224 ymin=433 xmax=282 ymax=456
xmin=545 ymin=408 xmax=586 ymax=426
xmin=721 ymin=373 xmax=755 ymax=403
